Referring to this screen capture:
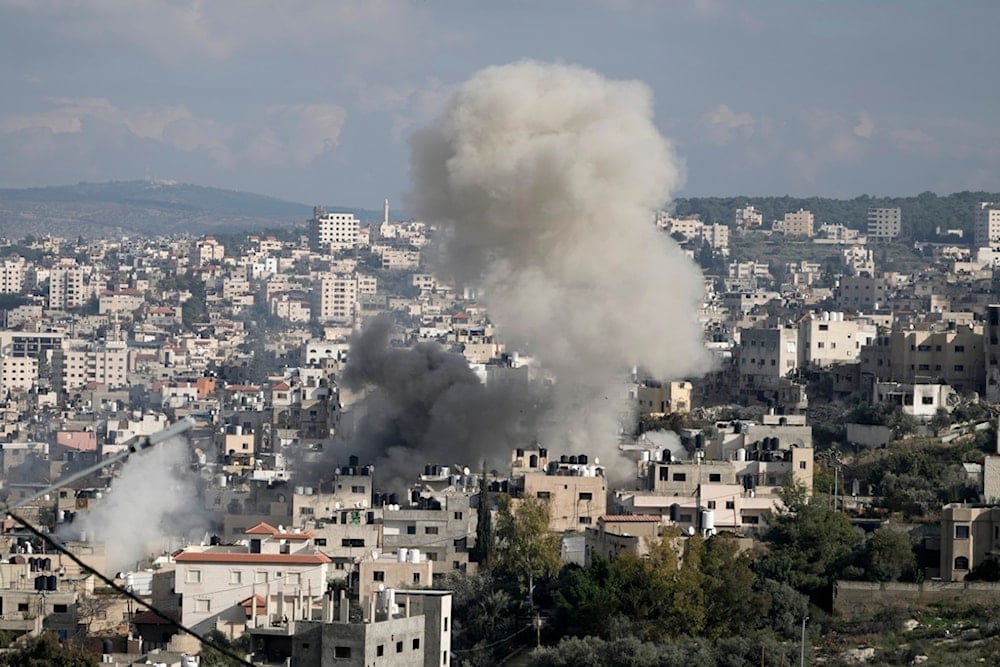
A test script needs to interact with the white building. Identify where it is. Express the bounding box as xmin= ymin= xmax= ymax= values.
xmin=312 ymin=208 xmax=360 ymax=253
xmin=974 ymin=202 xmax=1000 ymax=249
